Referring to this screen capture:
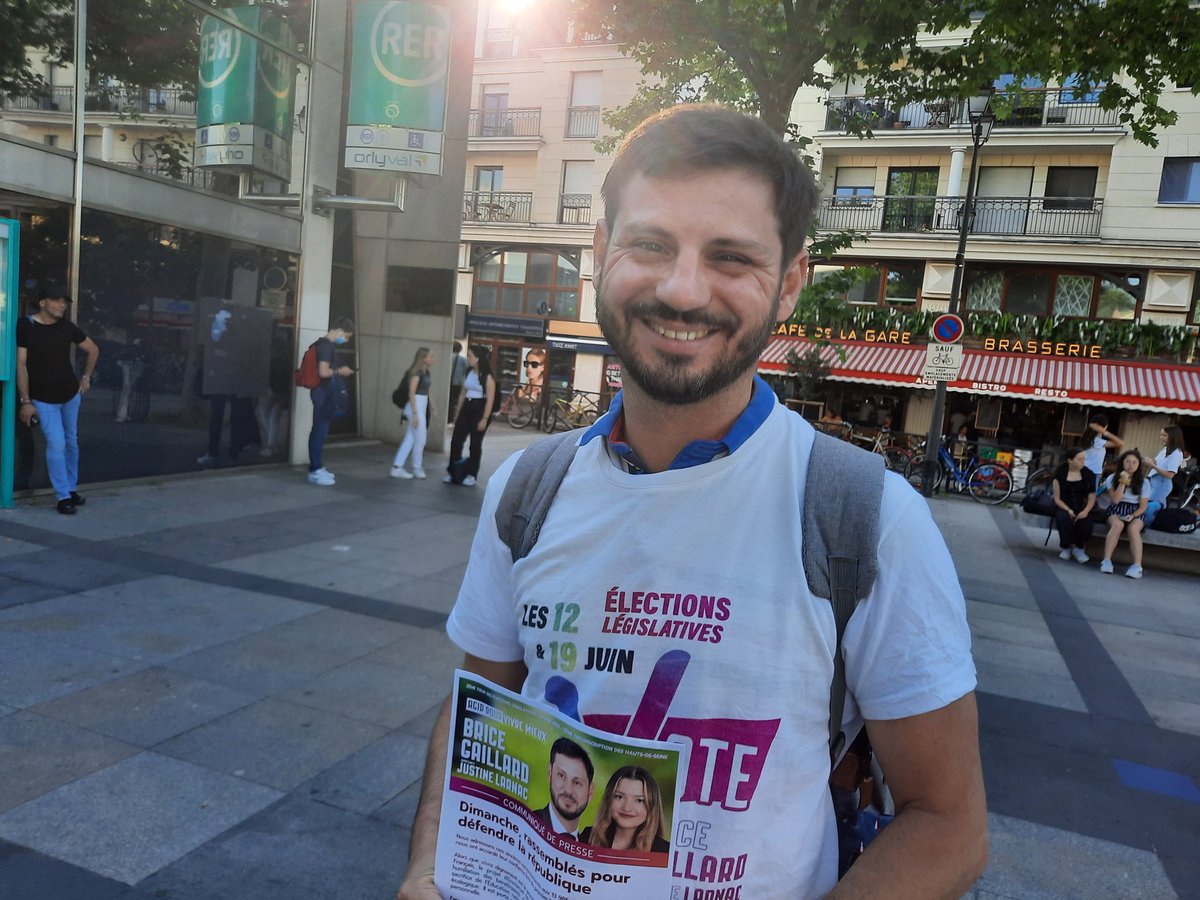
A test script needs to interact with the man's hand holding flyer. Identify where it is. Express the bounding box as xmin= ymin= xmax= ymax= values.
xmin=436 ymin=671 xmax=687 ymax=899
